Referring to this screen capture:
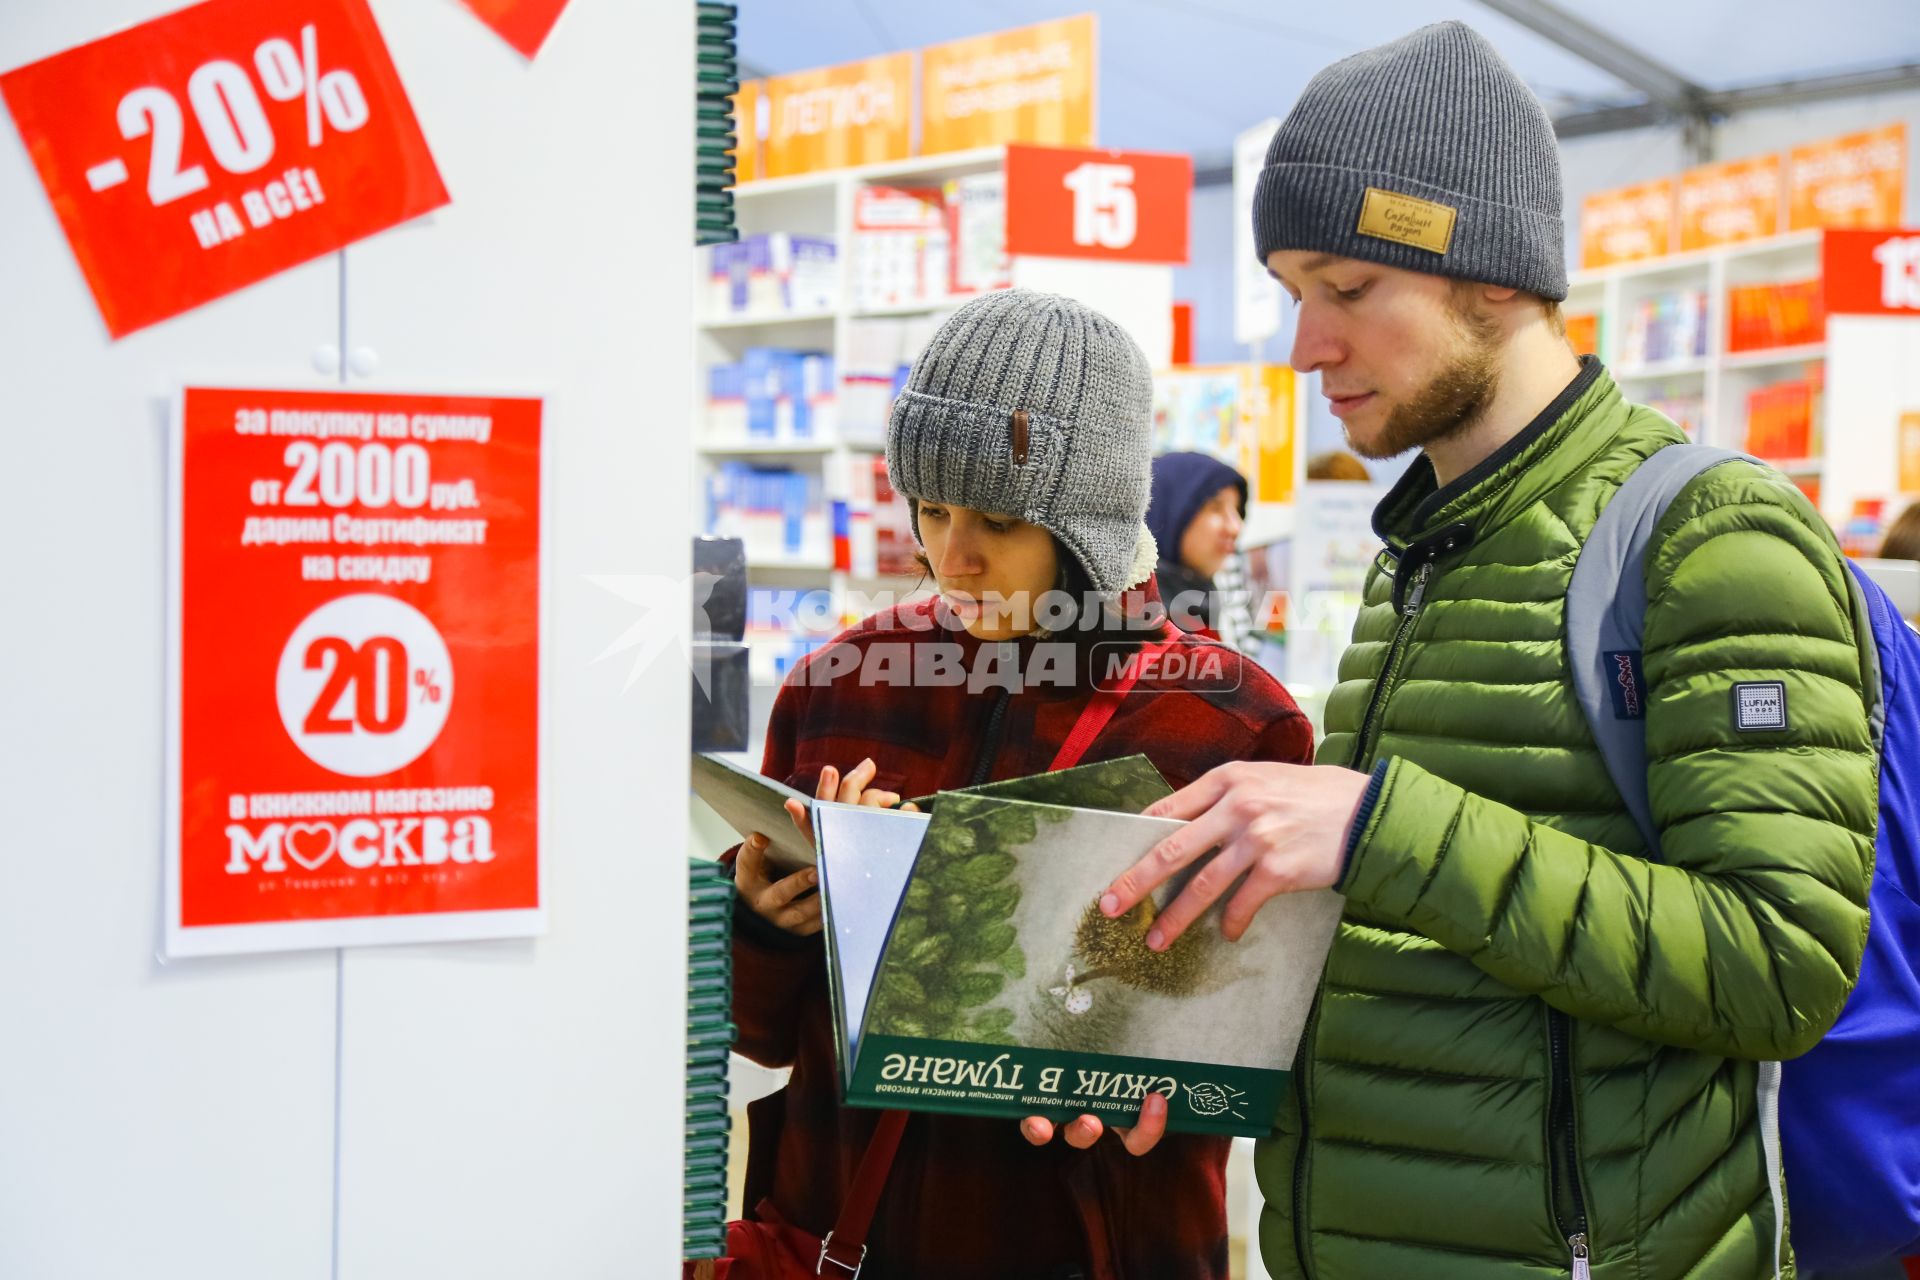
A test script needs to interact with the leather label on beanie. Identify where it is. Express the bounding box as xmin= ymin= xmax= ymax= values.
xmin=1357 ymin=187 xmax=1456 ymax=255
